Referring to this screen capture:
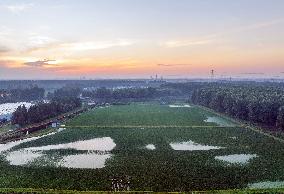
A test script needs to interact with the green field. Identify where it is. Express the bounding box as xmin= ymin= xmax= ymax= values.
xmin=1 ymin=103 xmax=284 ymax=192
